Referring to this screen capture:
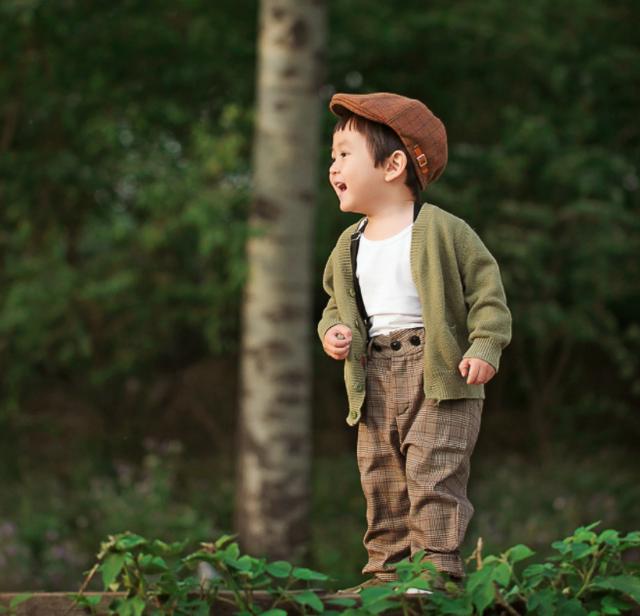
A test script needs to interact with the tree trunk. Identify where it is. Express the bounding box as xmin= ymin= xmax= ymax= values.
xmin=234 ymin=0 xmax=326 ymax=563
